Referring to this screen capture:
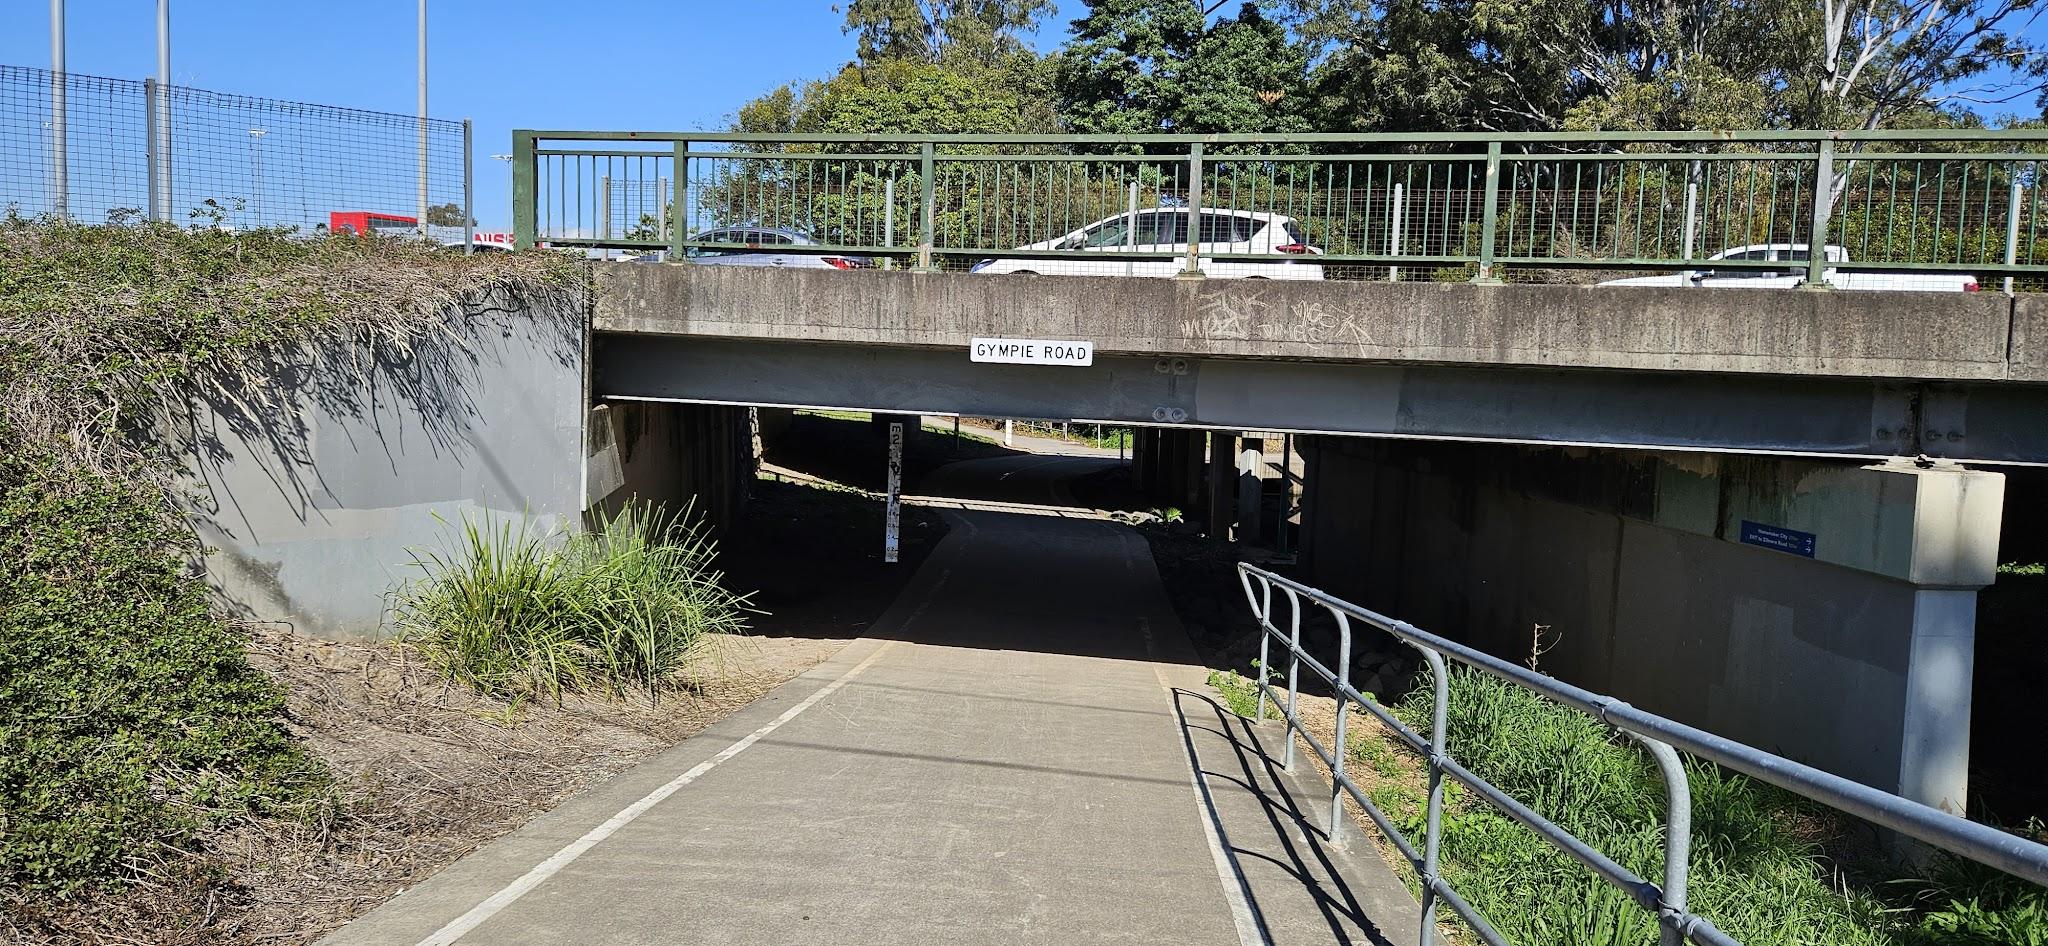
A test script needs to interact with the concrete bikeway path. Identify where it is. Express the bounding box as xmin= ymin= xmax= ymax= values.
xmin=320 ymin=486 xmax=1419 ymax=945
